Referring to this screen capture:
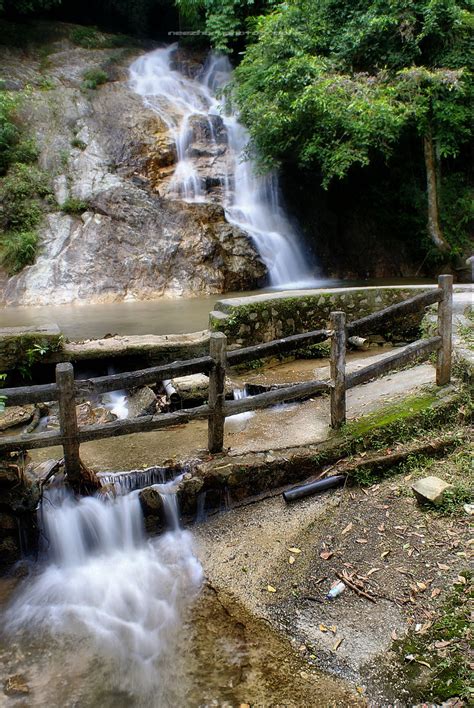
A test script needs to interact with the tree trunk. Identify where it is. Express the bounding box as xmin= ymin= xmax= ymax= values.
xmin=423 ymin=129 xmax=450 ymax=253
